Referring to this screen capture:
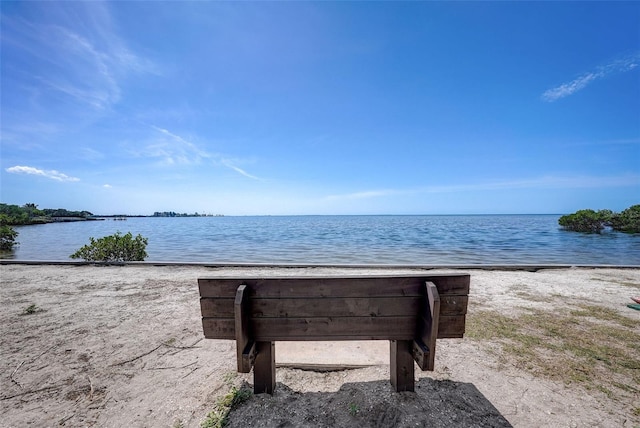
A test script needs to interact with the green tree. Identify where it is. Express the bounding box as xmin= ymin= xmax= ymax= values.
xmin=0 ymin=225 xmax=19 ymax=250
xmin=23 ymin=203 xmax=45 ymax=218
xmin=70 ymin=232 xmax=148 ymax=262
xmin=0 ymin=204 xmax=29 ymax=225
xmin=609 ymin=205 xmax=640 ymax=233
xmin=558 ymin=209 xmax=612 ymax=233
